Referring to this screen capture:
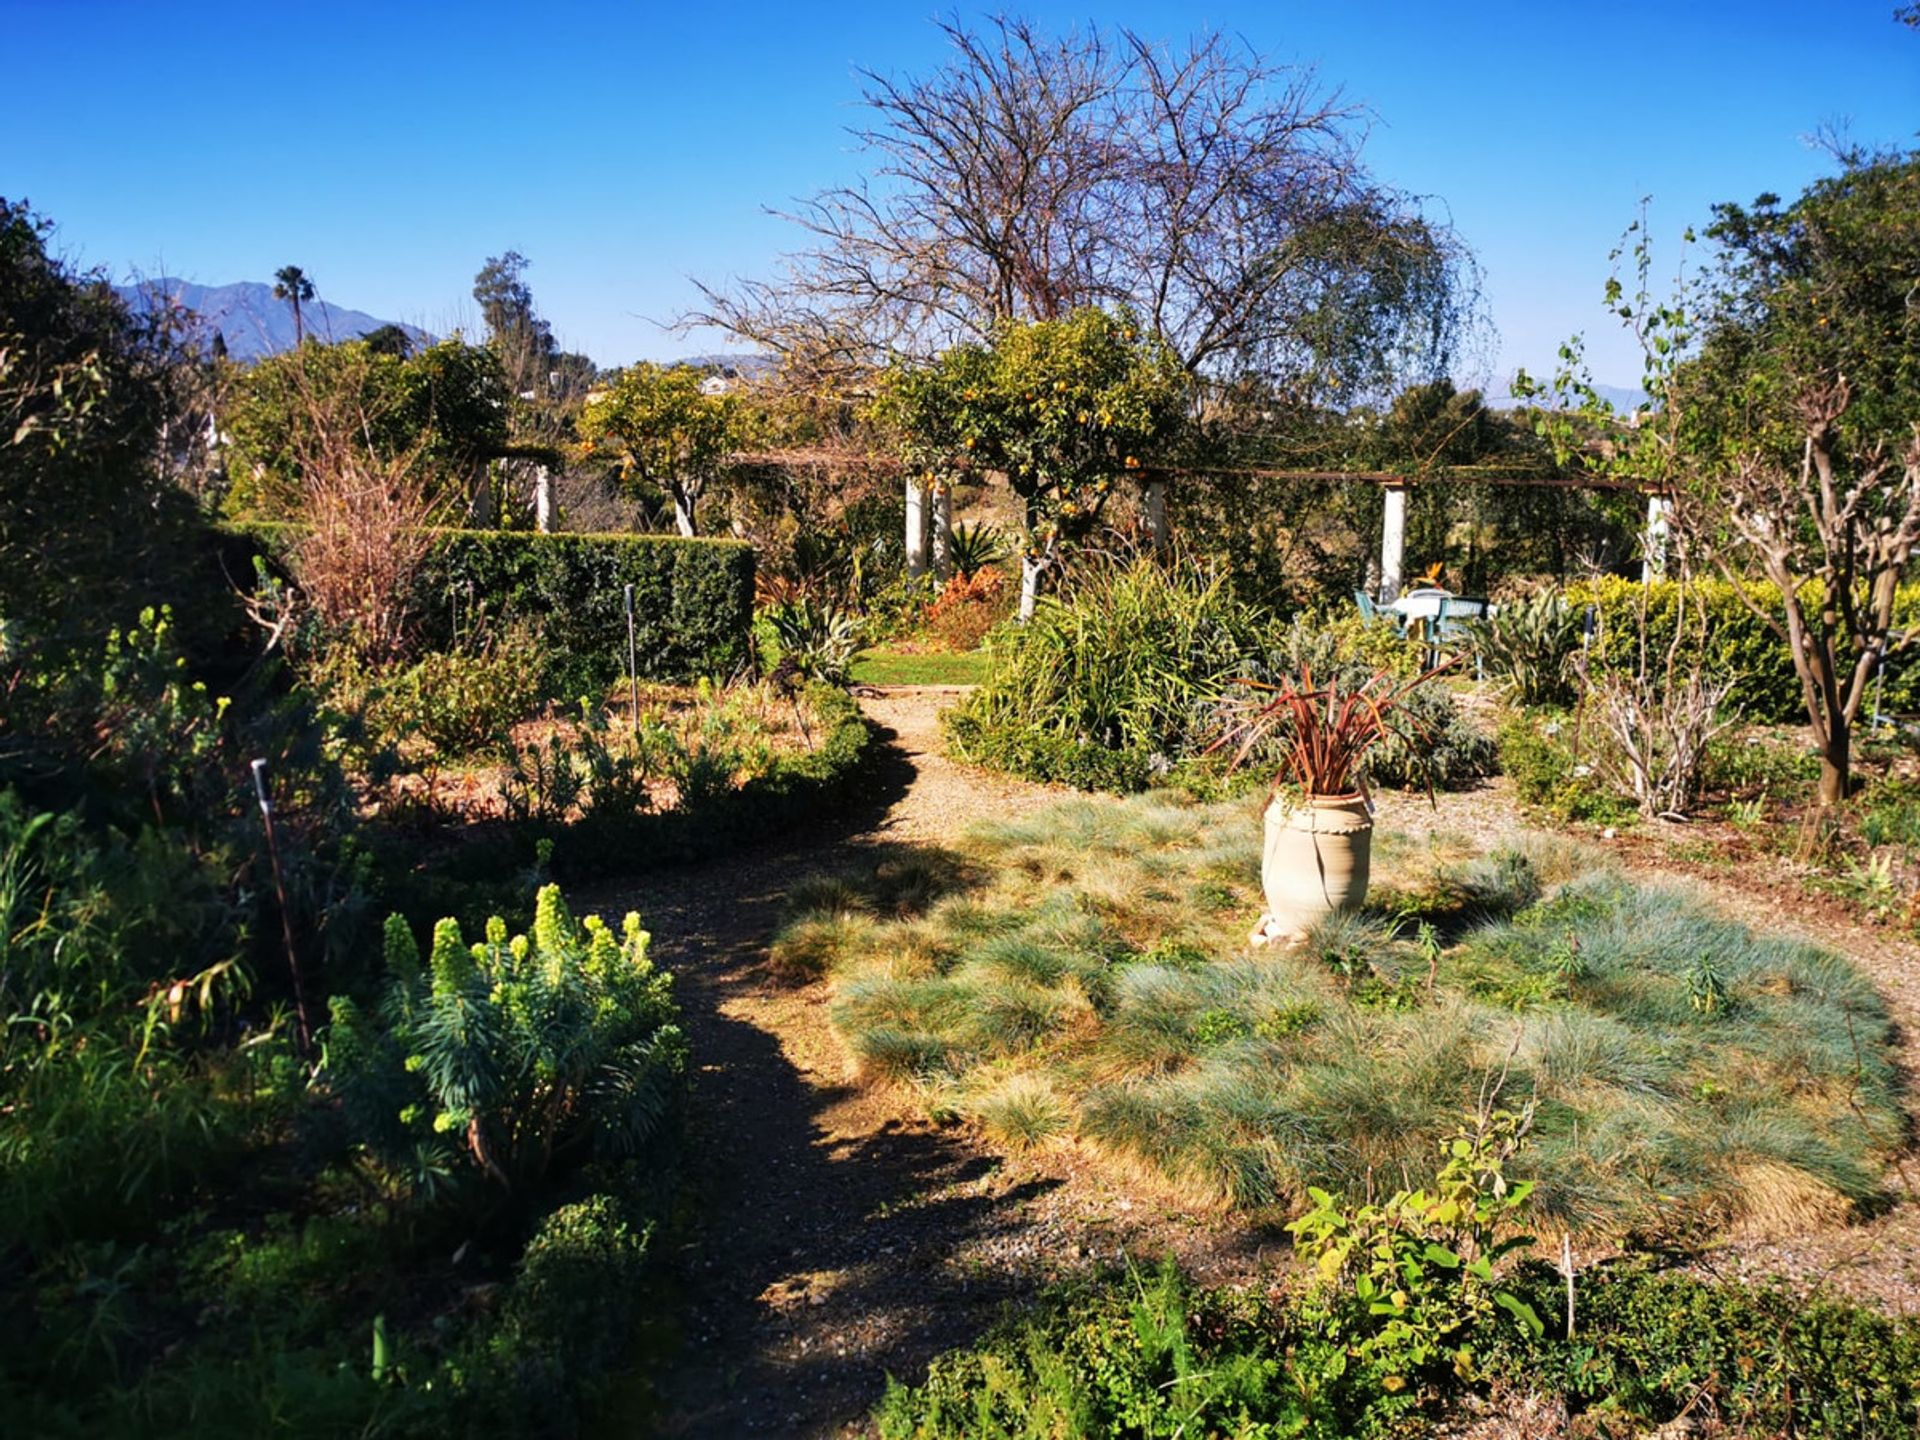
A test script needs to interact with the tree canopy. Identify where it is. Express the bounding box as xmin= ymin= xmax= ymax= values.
xmin=0 ymin=198 xmax=213 ymax=637
xmin=224 ymin=337 xmax=510 ymax=519
xmin=694 ymin=16 xmax=1477 ymax=400
xmin=873 ymin=307 xmax=1190 ymax=611
xmin=575 ymin=364 xmax=755 ymax=536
